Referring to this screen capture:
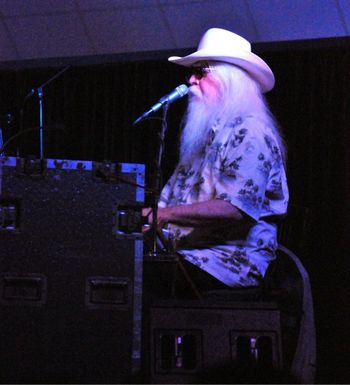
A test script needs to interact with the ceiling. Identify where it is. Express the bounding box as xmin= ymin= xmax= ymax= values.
xmin=0 ymin=0 xmax=350 ymax=69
